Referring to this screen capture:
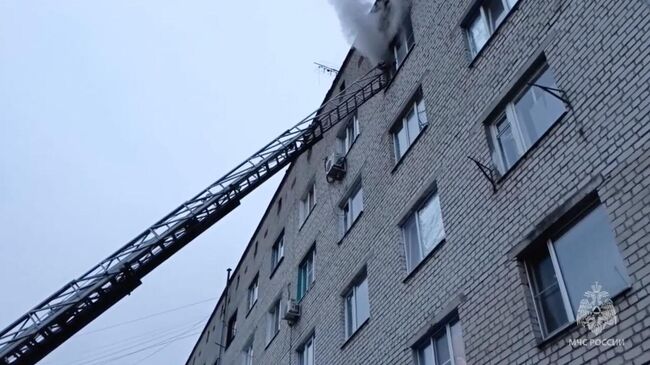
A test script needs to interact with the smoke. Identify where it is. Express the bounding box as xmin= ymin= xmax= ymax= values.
xmin=328 ymin=0 xmax=410 ymax=64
